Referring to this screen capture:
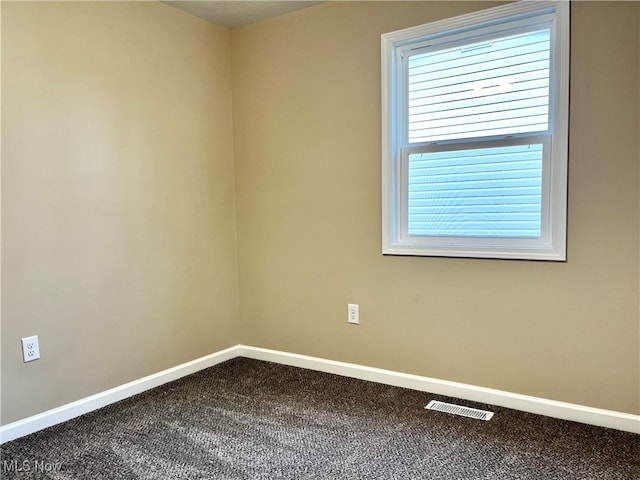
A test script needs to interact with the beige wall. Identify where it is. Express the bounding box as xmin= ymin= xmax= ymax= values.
xmin=1 ymin=2 xmax=239 ymax=423
xmin=231 ymin=1 xmax=639 ymax=414
xmin=1 ymin=1 xmax=638 ymax=426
